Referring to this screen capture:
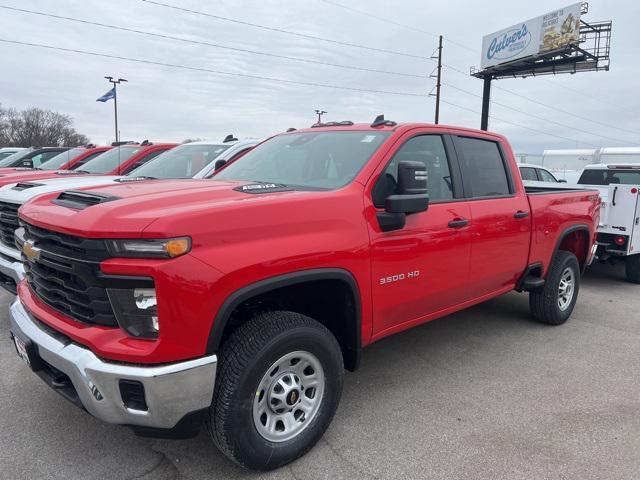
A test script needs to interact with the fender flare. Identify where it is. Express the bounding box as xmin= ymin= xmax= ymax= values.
xmin=549 ymin=224 xmax=591 ymax=275
xmin=205 ymin=268 xmax=362 ymax=370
